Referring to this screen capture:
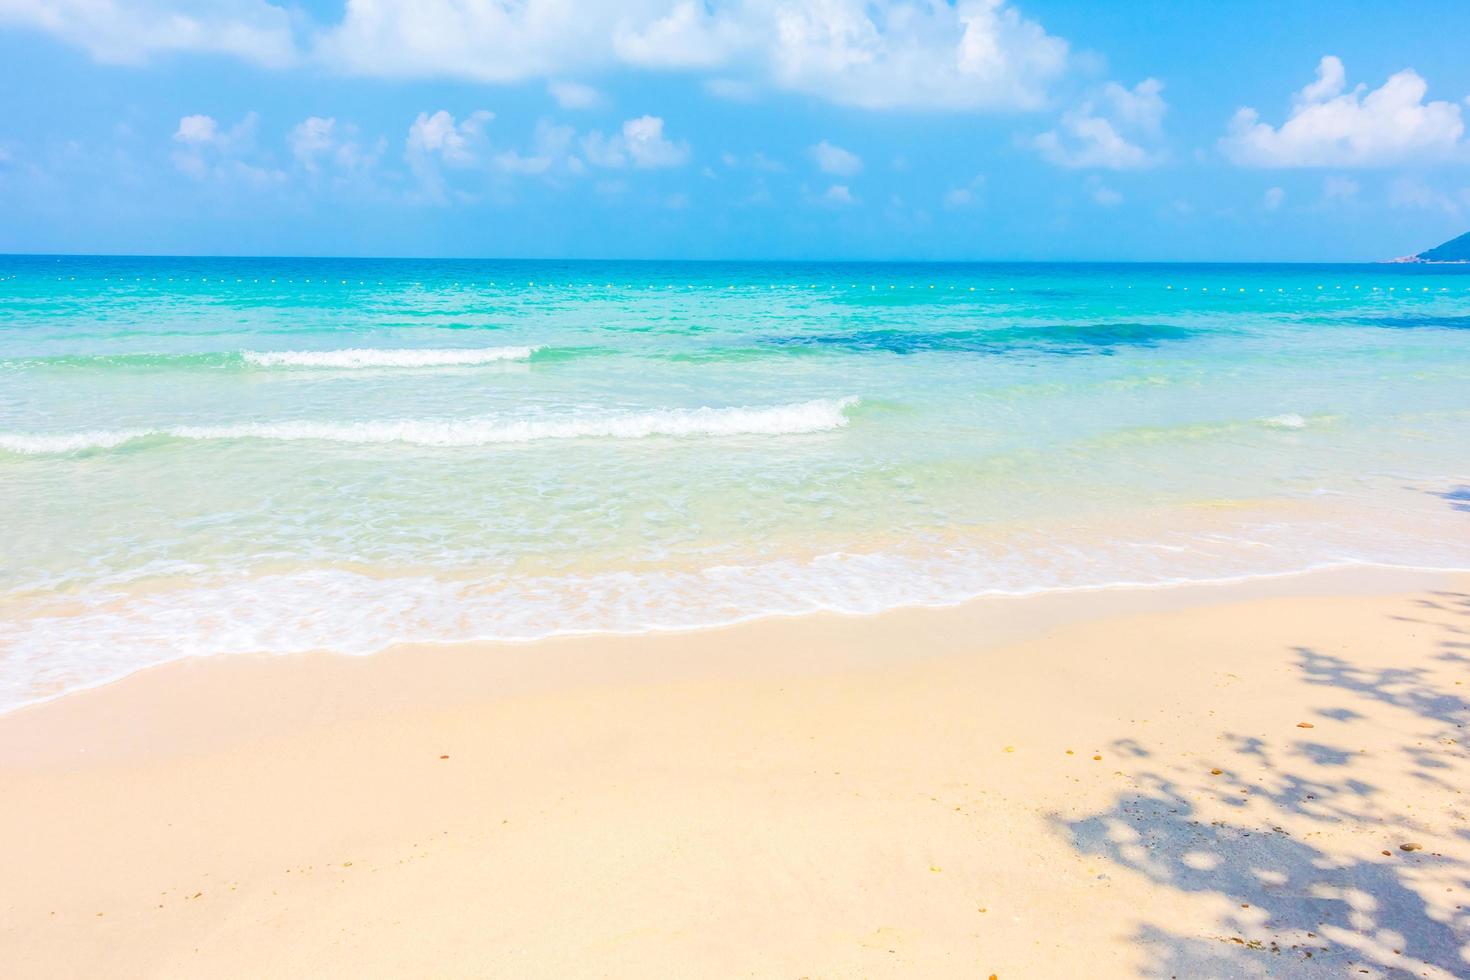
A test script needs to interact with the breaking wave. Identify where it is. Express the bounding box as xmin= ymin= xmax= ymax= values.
xmin=240 ymin=346 xmax=538 ymax=368
xmin=0 ymin=397 xmax=861 ymax=455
